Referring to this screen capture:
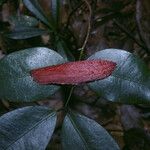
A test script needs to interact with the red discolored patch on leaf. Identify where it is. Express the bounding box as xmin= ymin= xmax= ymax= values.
xmin=30 ymin=60 xmax=116 ymax=85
